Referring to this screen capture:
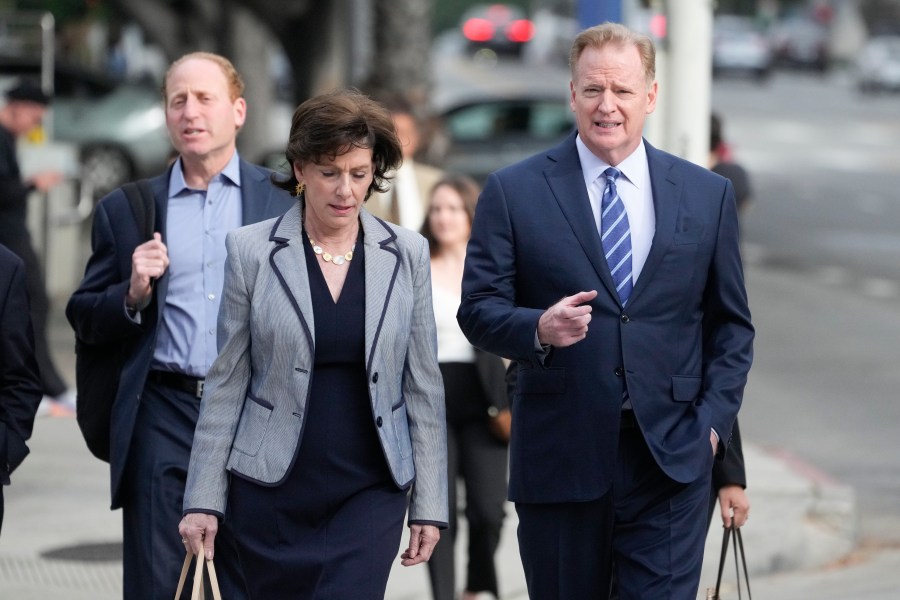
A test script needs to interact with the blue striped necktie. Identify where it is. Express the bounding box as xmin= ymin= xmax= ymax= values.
xmin=600 ymin=167 xmax=633 ymax=305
